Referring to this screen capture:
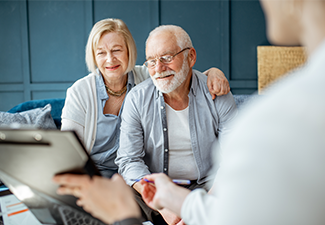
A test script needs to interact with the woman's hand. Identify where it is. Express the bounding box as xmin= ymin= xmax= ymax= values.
xmin=204 ymin=67 xmax=230 ymax=99
xmin=53 ymin=174 xmax=140 ymax=225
